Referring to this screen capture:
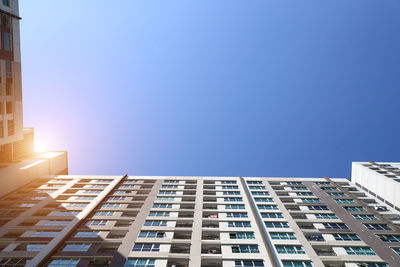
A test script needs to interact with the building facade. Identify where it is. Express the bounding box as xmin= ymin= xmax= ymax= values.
xmin=0 ymin=175 xmax=398 ymax=267
xmin=0 ymin=0 xmax=23 ymax=149
xmin=352 ymin=162 xmax=400 ymax=213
